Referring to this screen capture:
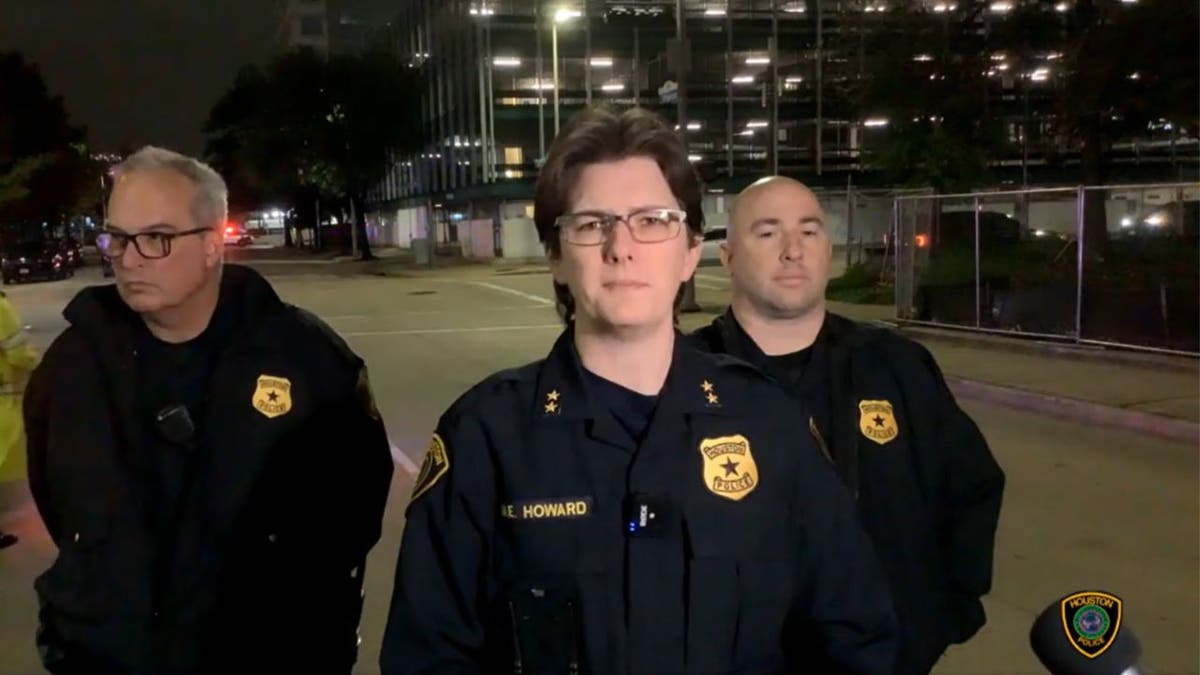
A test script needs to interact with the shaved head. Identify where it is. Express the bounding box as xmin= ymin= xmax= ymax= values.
xmin=729 ymin=176 xmax=821 ymax=232
xmin=719 ymin=175 xmax=833 ymax=329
